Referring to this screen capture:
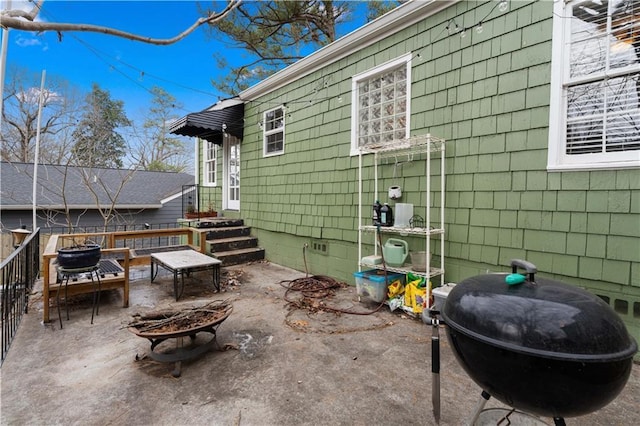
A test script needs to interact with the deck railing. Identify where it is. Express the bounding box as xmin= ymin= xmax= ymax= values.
xmin=1 ymin=229 xmax=40 ymax=365
xmin=40 ymin=227 xmax=209 ymax=323
xmin=182 ymin=184 xmax=218 ymax=217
